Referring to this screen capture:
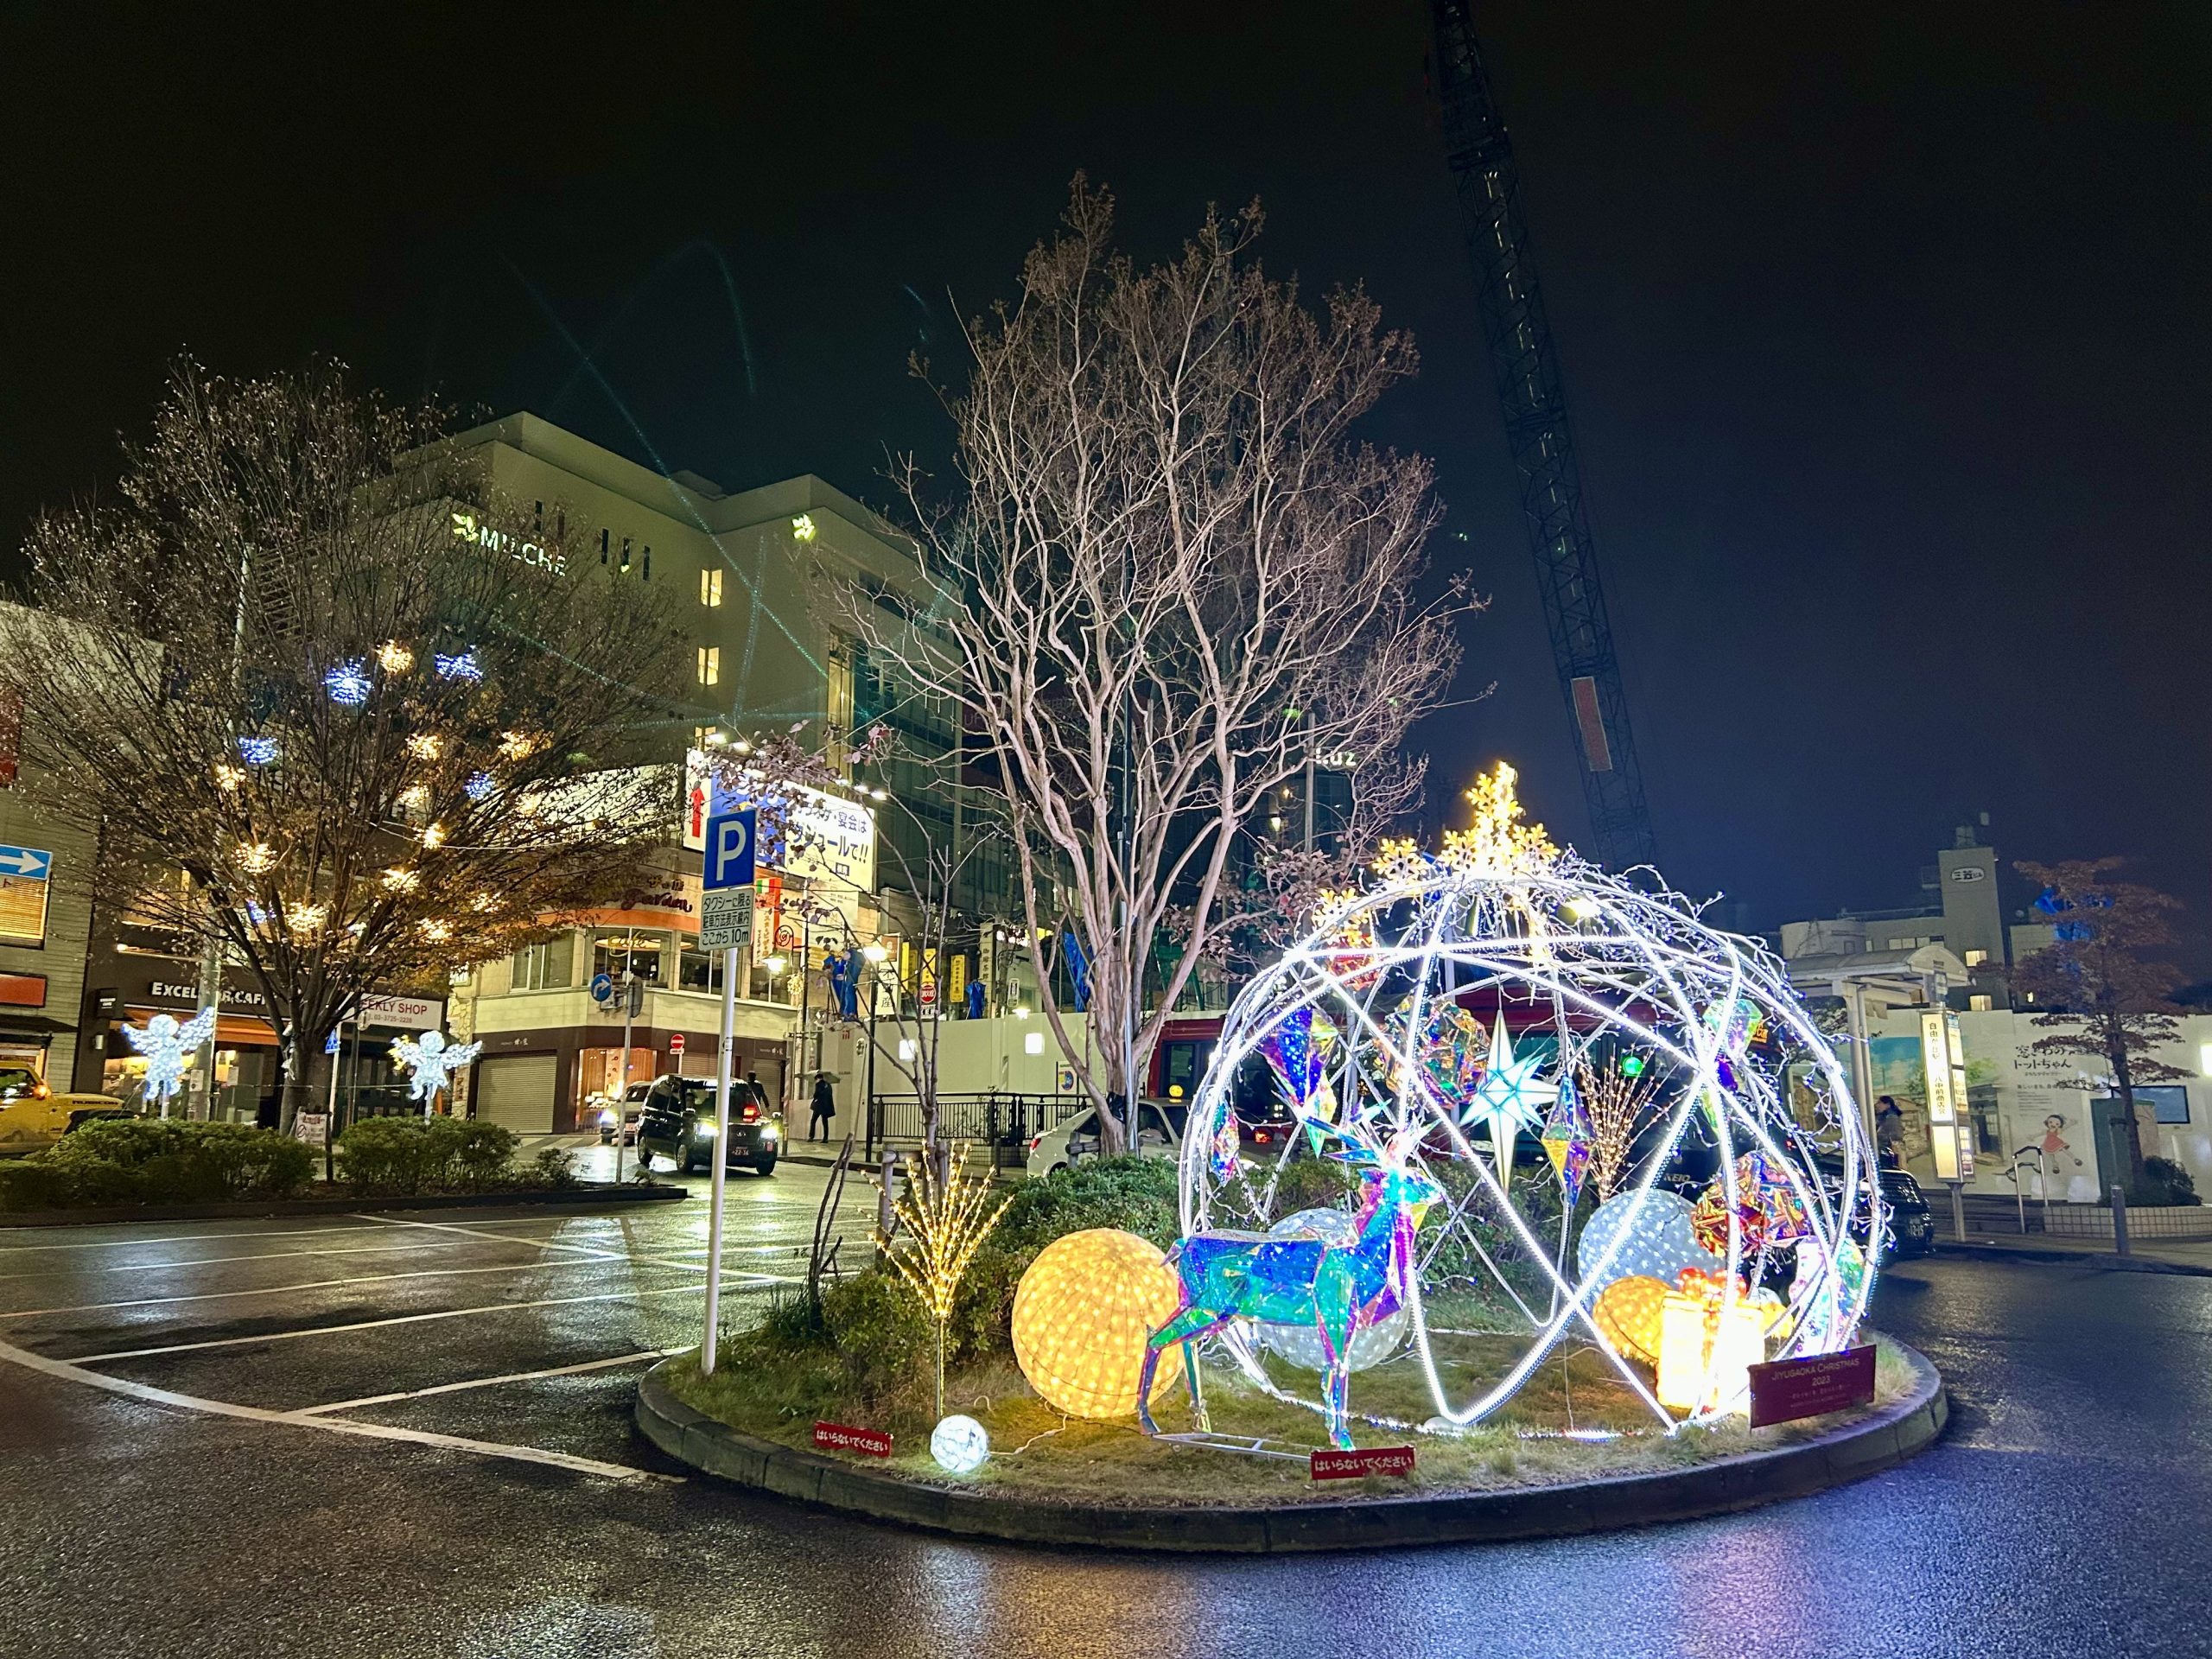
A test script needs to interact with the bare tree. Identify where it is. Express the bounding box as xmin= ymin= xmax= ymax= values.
xmin=1 ymin=362 xmax=688 ymax=1128
xmin=2011 ymin=858 xmax=2190 ymax=1192
xmin=857 ymin=182 xmax=1466 ymax=1150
